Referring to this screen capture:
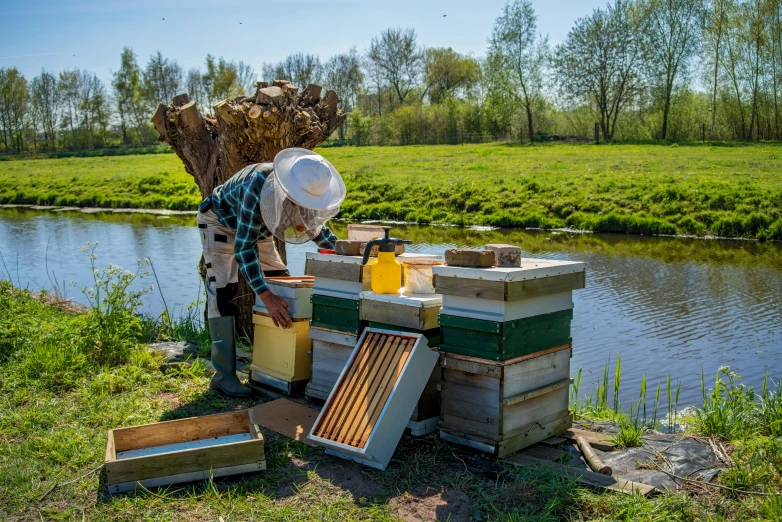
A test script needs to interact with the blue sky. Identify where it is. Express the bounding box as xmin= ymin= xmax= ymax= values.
xmin=1 ymin=0 xmax=606 ymax=82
